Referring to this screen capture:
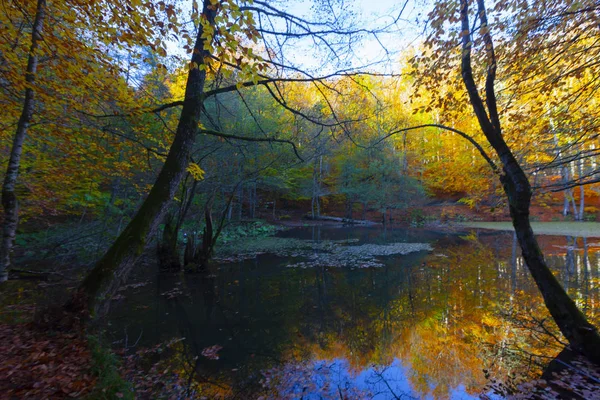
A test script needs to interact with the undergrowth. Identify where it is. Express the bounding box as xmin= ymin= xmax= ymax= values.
xmin=86 ymin=335 xmax=134 ymax=400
